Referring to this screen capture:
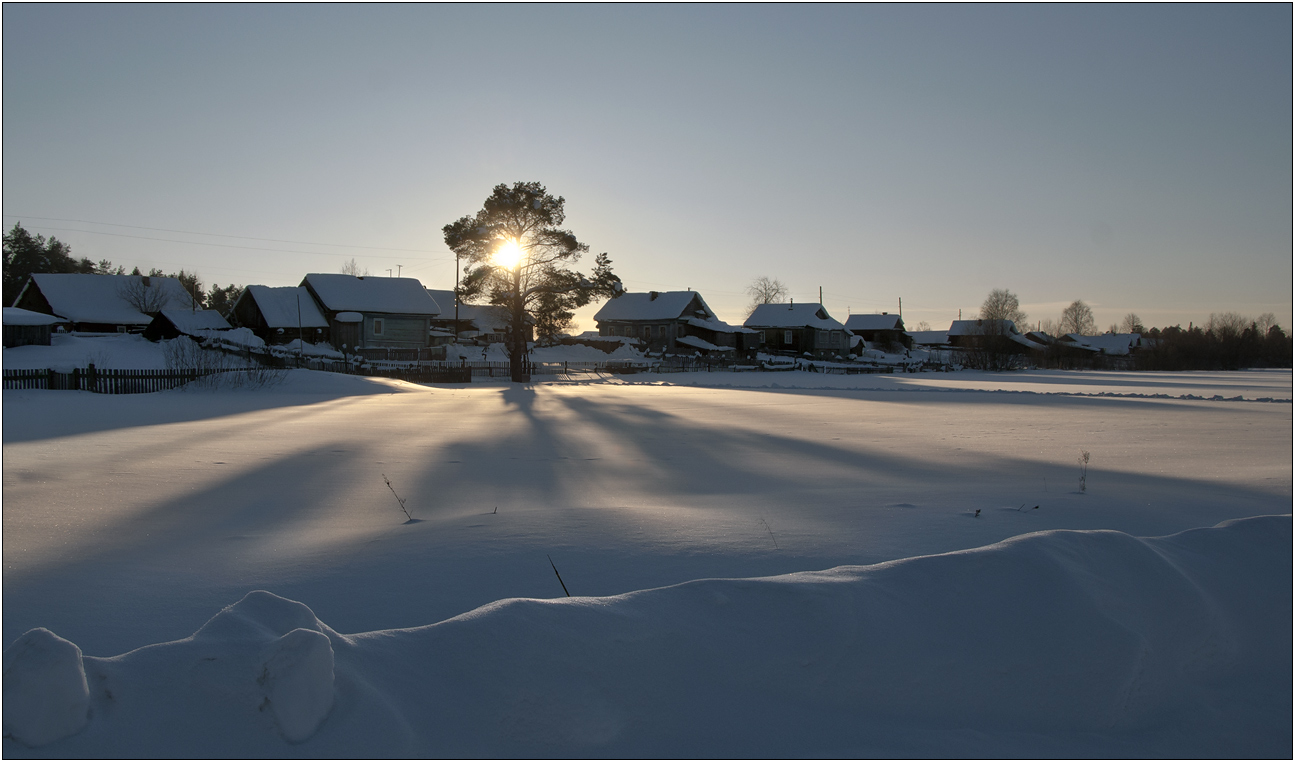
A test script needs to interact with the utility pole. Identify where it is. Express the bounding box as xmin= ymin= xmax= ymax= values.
xmin=386 ymin=269 xmax=393 ymax=278
xmin=397 ymin=264 xmax=402 ymax=277
xmin=898 ymin=297 xmax=902 ymax=318
xmin=819 ymin=286 xmax=823 ymax=305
